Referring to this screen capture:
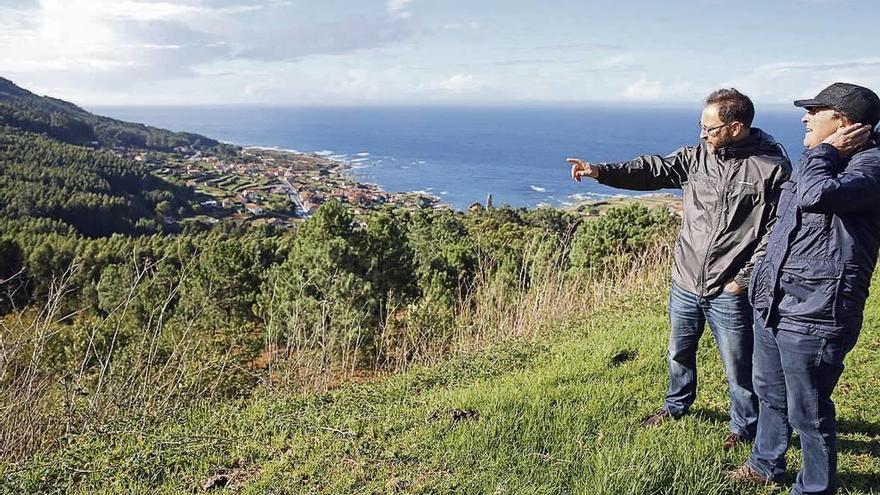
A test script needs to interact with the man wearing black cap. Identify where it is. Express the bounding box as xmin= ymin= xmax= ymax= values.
xmin=731 ymin=82 xmax=880 ymax=494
